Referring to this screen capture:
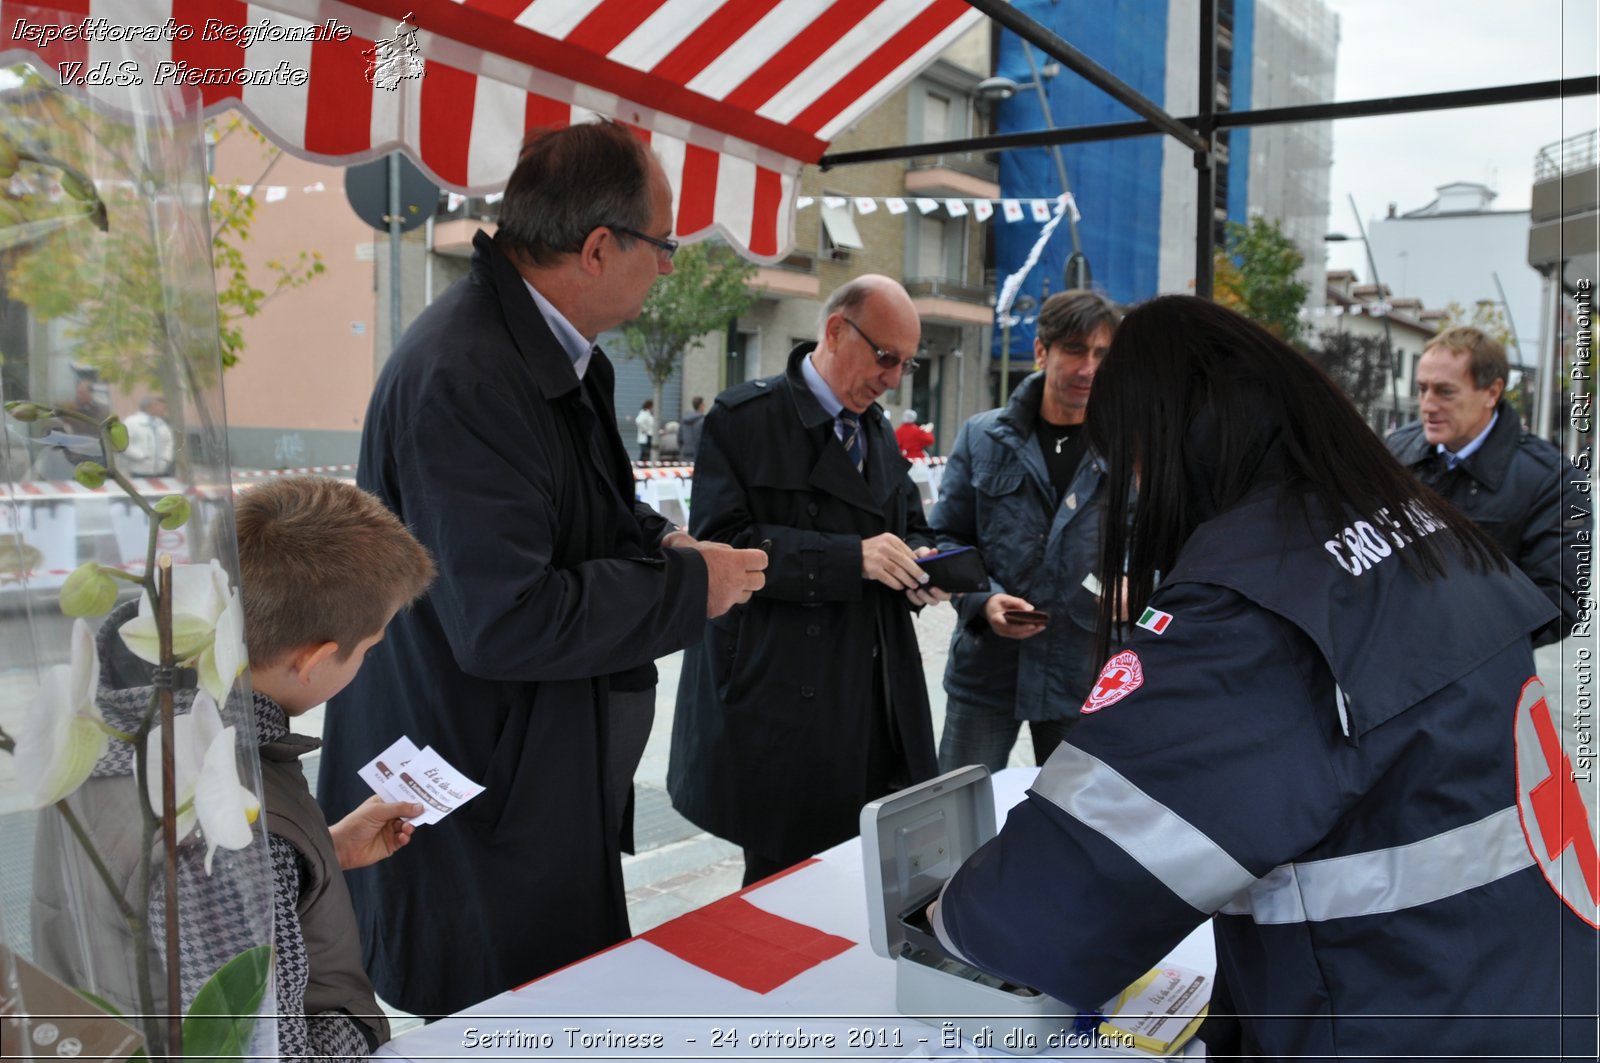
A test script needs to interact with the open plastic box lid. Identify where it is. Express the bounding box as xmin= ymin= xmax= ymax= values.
xmin=859 ymin=766 xmax=997 ymax=959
